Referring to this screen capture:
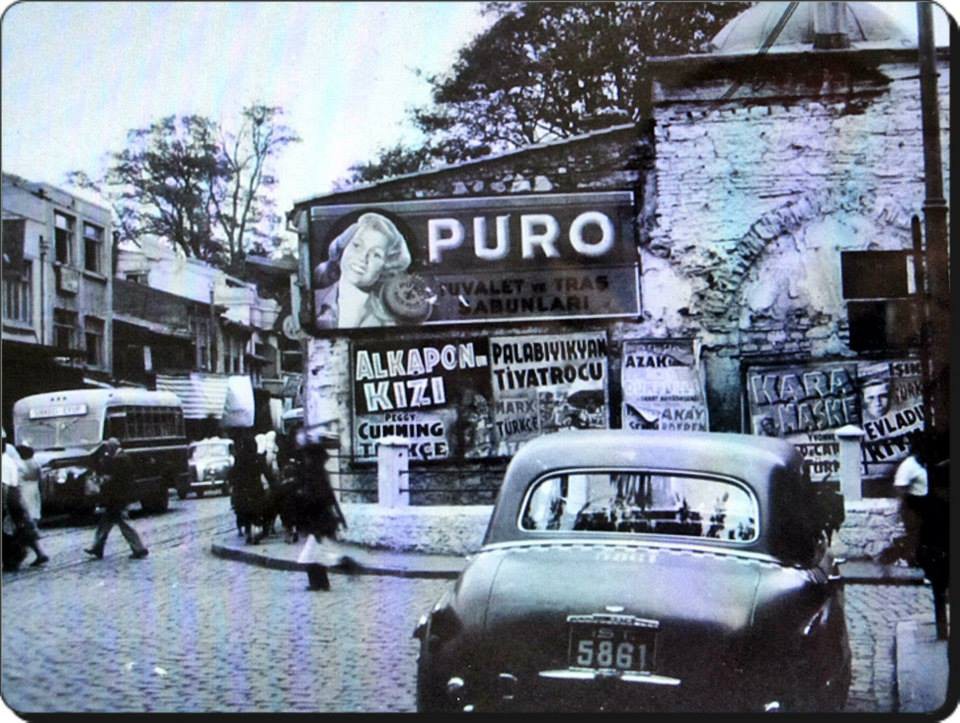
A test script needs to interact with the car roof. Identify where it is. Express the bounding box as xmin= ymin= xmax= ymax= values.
xmin=487 ymin=430 xmax=806 ymax=552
